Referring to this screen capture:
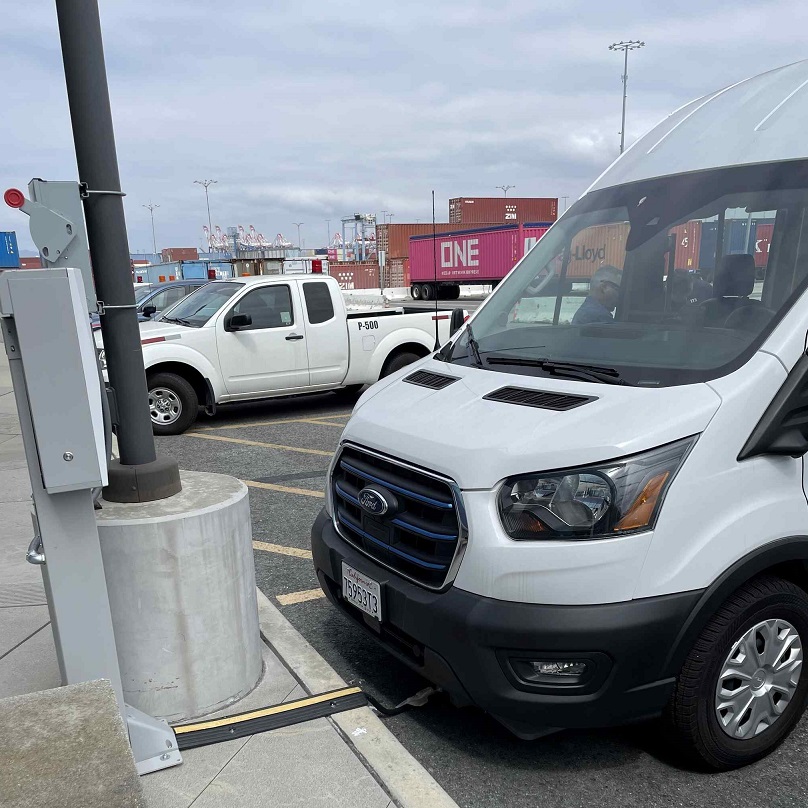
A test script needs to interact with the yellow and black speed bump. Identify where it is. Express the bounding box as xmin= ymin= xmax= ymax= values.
xmin=172 ymin=686 xmax=367 ymax=750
